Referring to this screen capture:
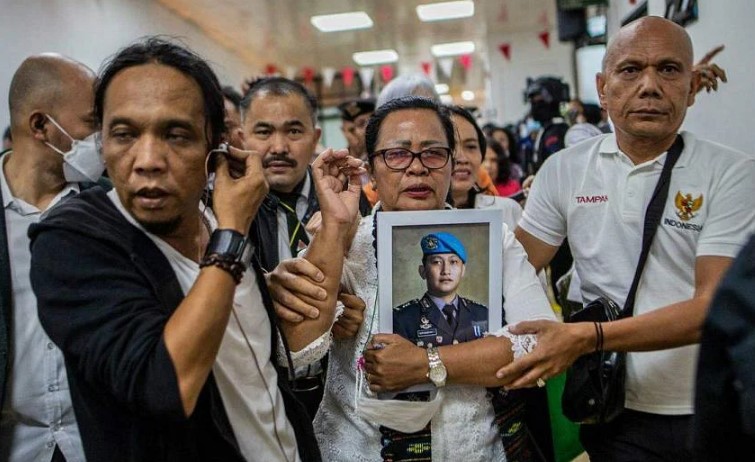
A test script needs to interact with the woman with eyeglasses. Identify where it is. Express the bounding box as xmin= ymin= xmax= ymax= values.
xmin=268 ymin=96 xmax=554 ymax=461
